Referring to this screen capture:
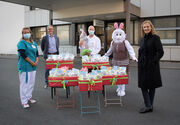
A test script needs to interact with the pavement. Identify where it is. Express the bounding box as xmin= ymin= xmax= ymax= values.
xmin=0 ymin=55 xmax=180 ymax=125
